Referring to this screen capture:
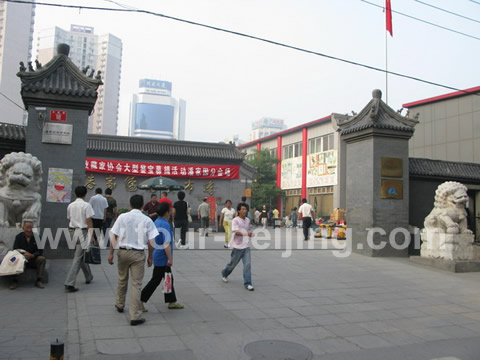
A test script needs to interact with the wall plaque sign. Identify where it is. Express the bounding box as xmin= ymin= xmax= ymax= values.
xmin=381 ymin=179 xmax=403 ymax=199
xmin=381 ymin=157 xmax=403 ymax=178
xmin=42 ymin=123 xmax=73 ymax=144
